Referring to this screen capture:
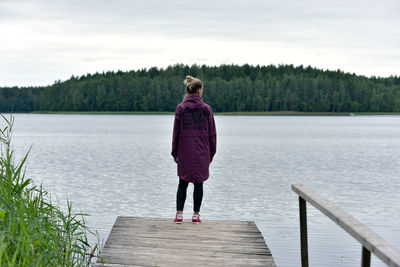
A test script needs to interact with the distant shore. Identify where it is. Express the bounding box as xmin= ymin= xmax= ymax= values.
xmin=27 ymin=111 xmax=400 ymax=116
xmin=30 ymin=111 xmax=175 ymax=115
